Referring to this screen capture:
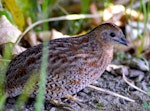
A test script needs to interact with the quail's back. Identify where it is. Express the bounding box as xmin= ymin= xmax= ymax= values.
xmin=5 ymin=23 xmax=128 ymax=100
